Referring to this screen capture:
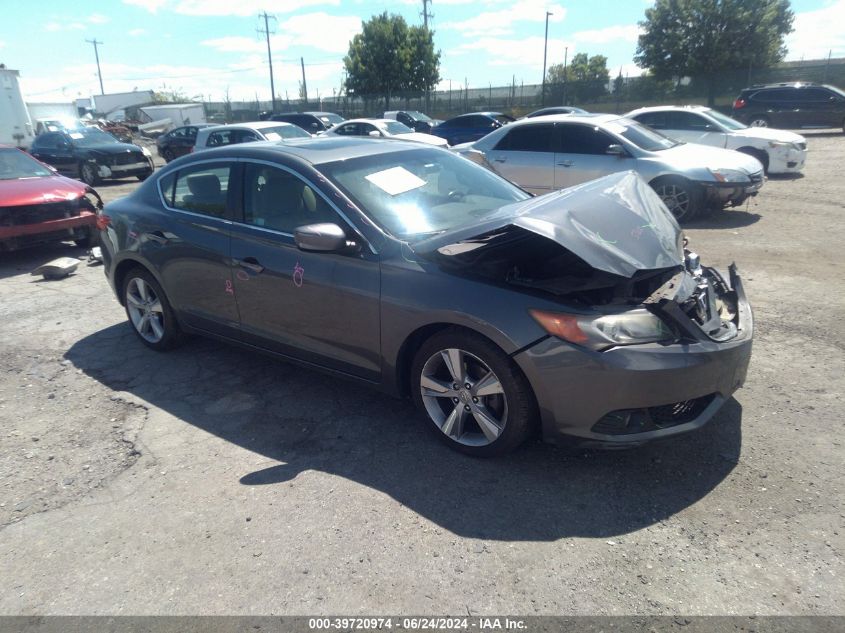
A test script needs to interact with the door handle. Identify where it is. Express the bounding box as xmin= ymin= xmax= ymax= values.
xmin=557 ymin=160 xmax=574 ymax=167
xmin=493 ymin=158 xmax=507 ymax=163
xmin=145 ymin=230 xmax=168 ymax=244
xmin=235 ymin=257 xmax=265 ymax=274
